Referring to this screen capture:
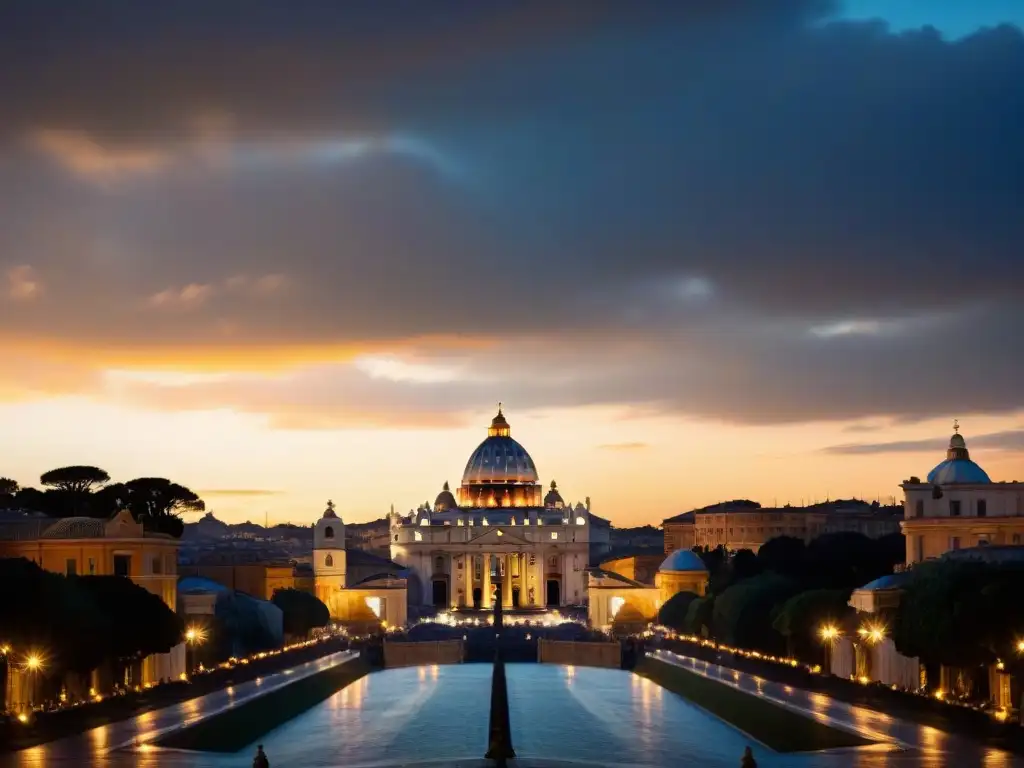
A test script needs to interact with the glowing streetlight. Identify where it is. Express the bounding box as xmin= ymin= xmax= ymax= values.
xmin=185 ymin=626 xmax=206 ymax=645
xmin=819 ymin=625 xmax=839 ymax=642
xmin=1016 ymin=639 xmax=1024 ymax=654
xmin=25 ymin=655 xmax=42 ymax=671
xmin=858 ymin=623 xmax=886 ymax=644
